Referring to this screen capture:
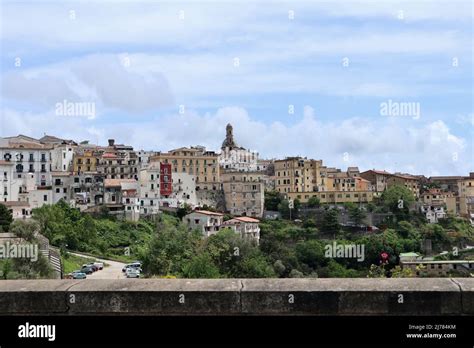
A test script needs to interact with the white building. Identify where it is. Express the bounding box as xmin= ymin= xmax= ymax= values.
xmin=137 ymin=150 xmax=157 ymax=169
xmin=2 ymin=201 xmax=32 ymax=220
xmin=138 ymin=163 xmax=160 ymax=215
xmin=222 ymin=216 xmax=261 ymax=243
xmin=183 ymin=210 xmax=224 ymax=237
xmin=1 ymin=160 xmax=19 ymax=203
xmin=420 ymin=205 xmax=447 ymax=223
xmin=159 ymin=172 xmax=197 ymax=209
xmin=0 ymin=135 xmax=53 ymax=187
xmin=52 ymin=172 xmax=73 ymax=204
